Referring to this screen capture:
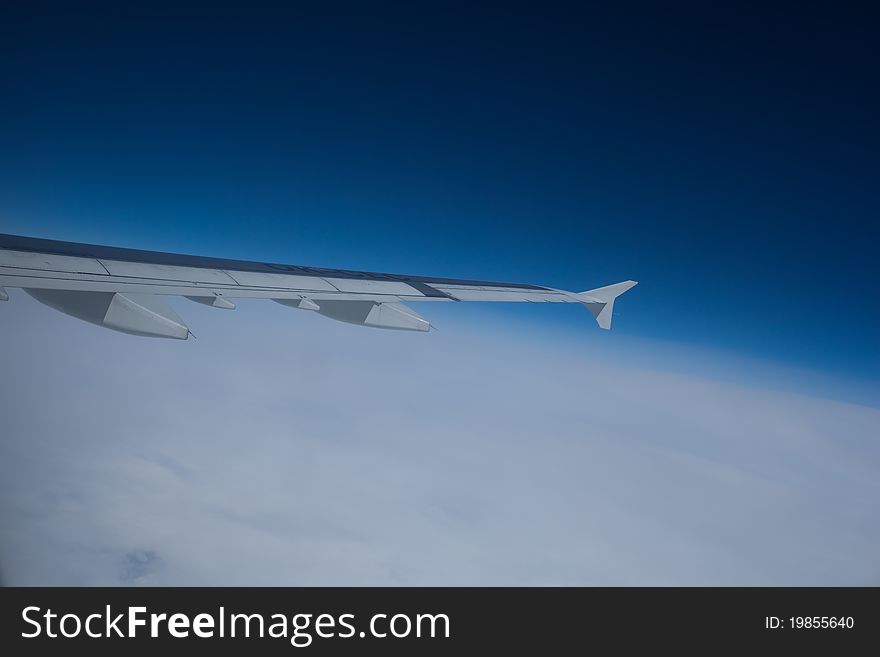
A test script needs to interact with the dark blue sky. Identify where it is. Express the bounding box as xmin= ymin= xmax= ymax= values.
xmin=1 ymin=2 xmax=877 ymax=381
